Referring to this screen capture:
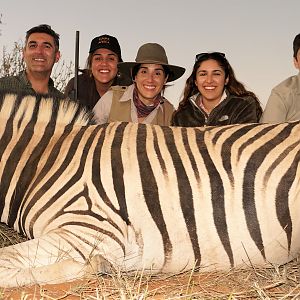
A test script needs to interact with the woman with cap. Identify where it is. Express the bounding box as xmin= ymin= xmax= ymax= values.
xmin=93 ymin=43 xmax=185 ymax=126
xmin=64 ymin=34 xmax=131 ymax=111
xmin=172 ymin=52 xmax=262 ymax=127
